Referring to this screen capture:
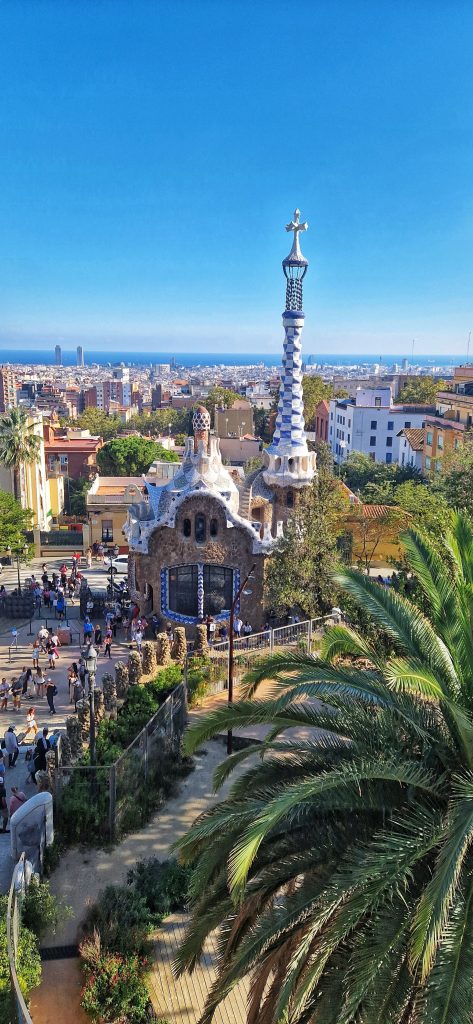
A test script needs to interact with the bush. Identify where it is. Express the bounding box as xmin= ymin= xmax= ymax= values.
xmin=81 ymin=933 xmax=149 ymax=1024
xmin=0 ymin=895 xmax=41 ymax=1014
xmin=186 ymin=657 xmax=210 ymax=707
xmin=81 ymin=884 xmax=152 ymax=956
xmin=126 ymin=858 xmax=191 ymax=923
xmin=23 ymin=878 xmax=72 ymax=940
